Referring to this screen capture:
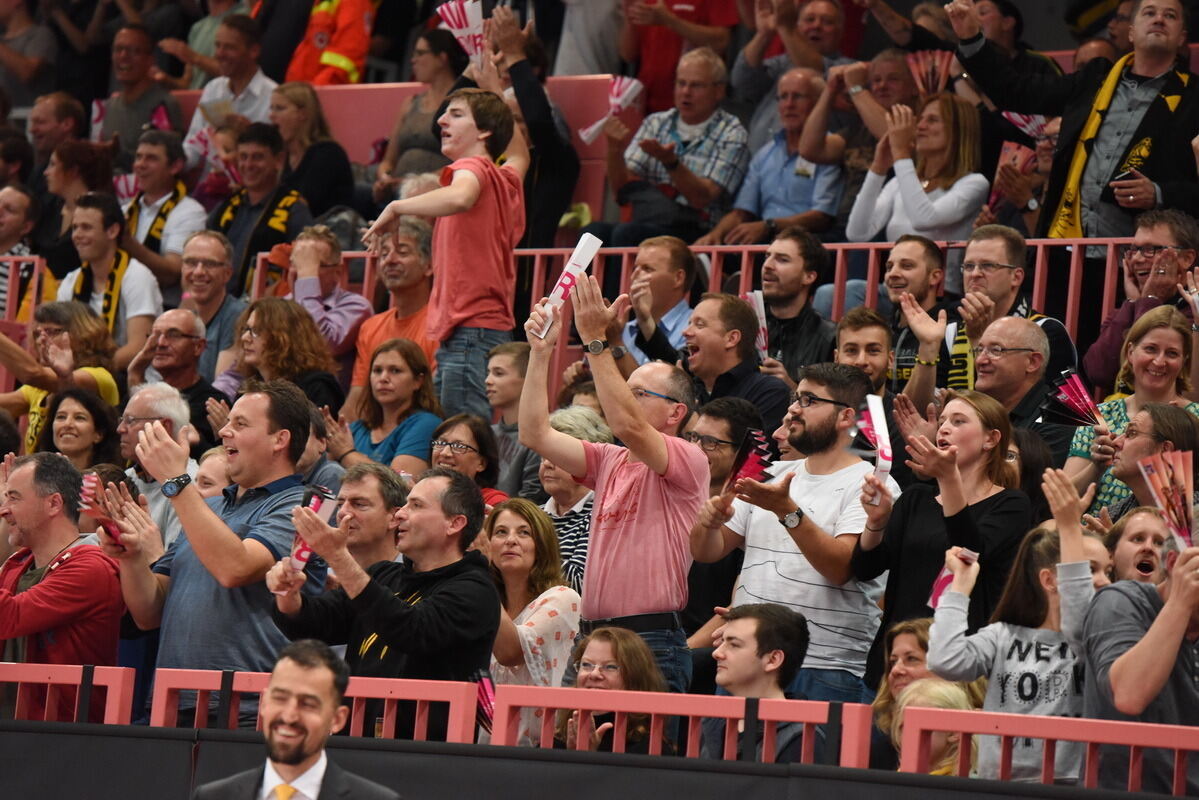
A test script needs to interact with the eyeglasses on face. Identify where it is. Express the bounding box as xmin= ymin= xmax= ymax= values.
xmin=431 ymin=439 xmax=479 ymax=455
xmin=971 ymin=345 xmax=1035 ymax=359
xmin=1122 ymin=244 xmax=1184 ymax=260
xmin=791 ymin=392 xmax=850 ymax=409
xmin=577 ymin=661 xmax=621 ymax=675
xmin=961 ymin=261 xmax=1017 ymax=274
xmin=631 ymin=387 xmax=681 ymax=403
xmin=682 ymin=431 xmax=737 ymax=451
xmin=118 ymin=414 xmax=165 ymax=428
